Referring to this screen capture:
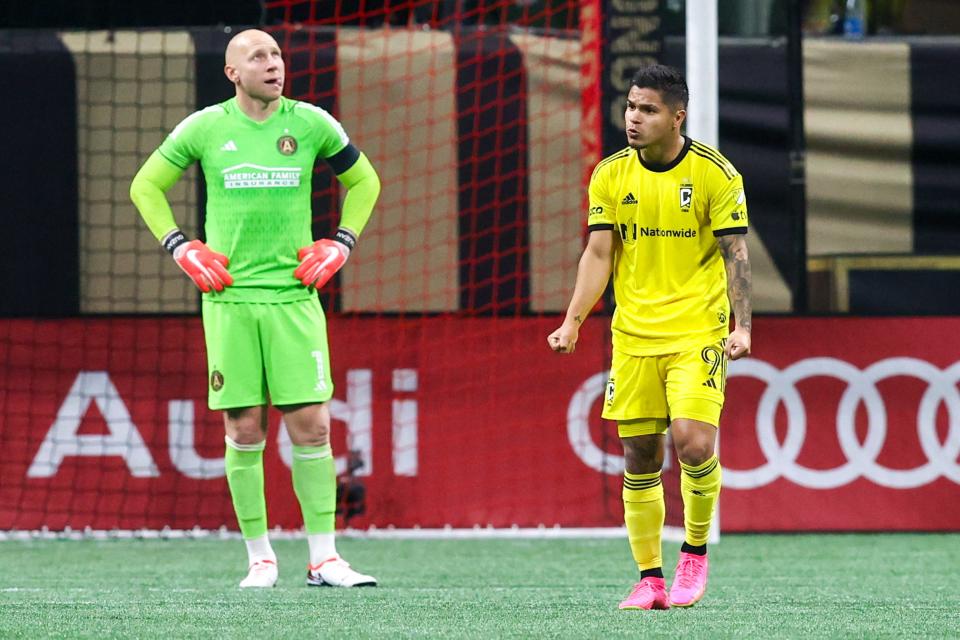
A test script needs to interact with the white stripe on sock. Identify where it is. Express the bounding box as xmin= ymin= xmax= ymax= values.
xmin=225 ymin=435 xmax=266 ymax=452
xmin=293 ymin=445 xmax=332 ymax=460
